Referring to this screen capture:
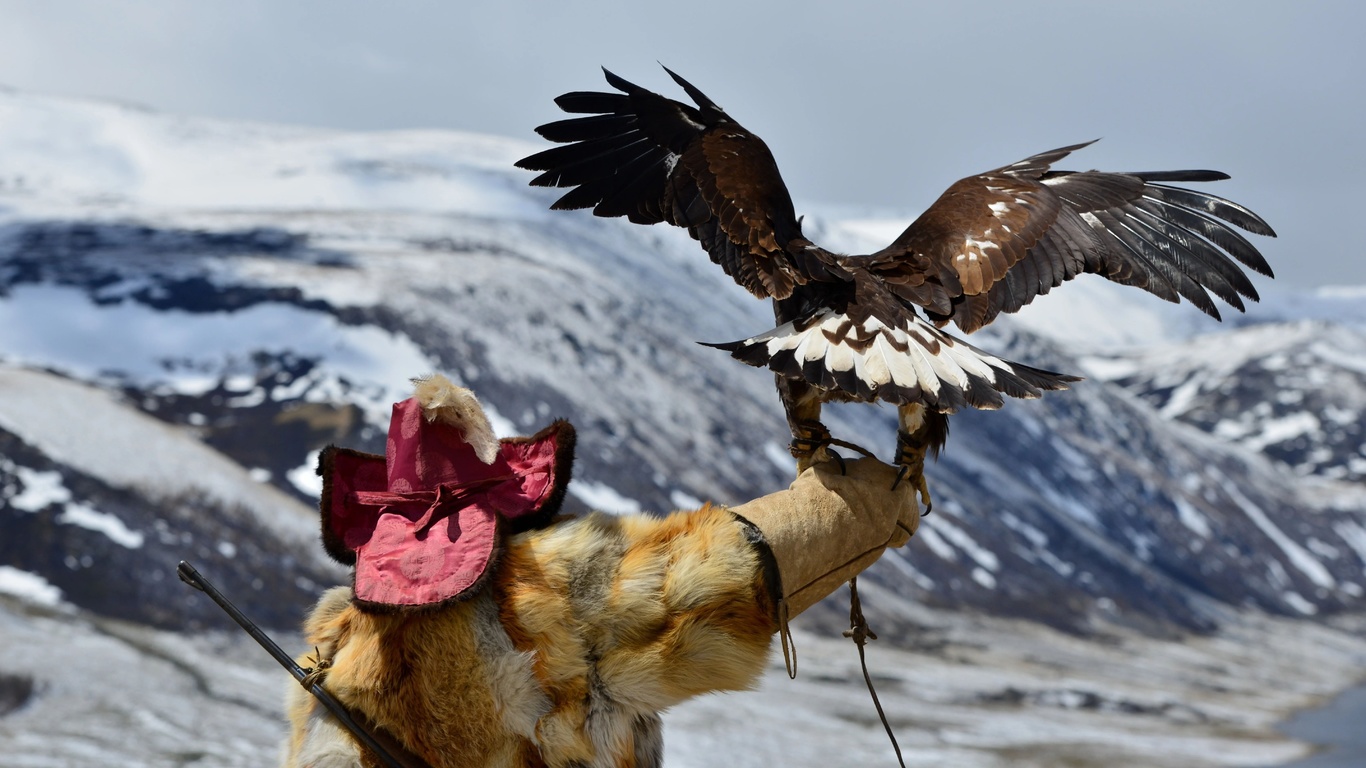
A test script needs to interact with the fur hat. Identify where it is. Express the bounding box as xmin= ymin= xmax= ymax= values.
xmin=316 ymin=375 xmax=575 ymax=611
